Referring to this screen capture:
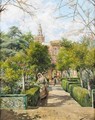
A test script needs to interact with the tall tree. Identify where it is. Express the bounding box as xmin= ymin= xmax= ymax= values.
xmin=0 ymin=26 xmax=34 ymax=60
xmin=27 ymin=42 xmax=51 ymax=77
xmin=57 ymin=39 xmax=73 ymax=78
xmin=56 ymin=0 xmax=95 ymax=36
xmin=0 ymin=0 xmax=37 ymax=16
